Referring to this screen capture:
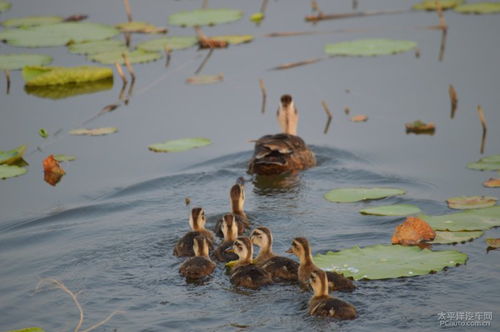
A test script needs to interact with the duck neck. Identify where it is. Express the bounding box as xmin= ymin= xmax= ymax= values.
xmin=299 ymin=249 xmax=314 ymax=266
xmin=256 ymin=243 xmax=273 ymax=261
xmin=313 ymin=278 xmax=329 ymax=297
xmin=231 ymin=200 xmax=245 ymax=216
xmin=238 ymin=247 xmax=253 ymax=265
